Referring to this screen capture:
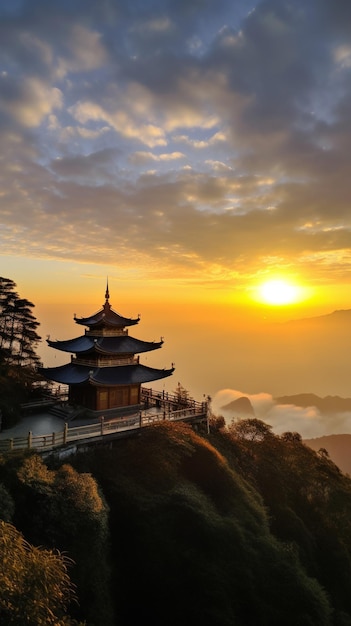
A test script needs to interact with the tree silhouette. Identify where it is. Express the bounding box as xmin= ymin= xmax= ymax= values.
xmin=0 ymin=277 xmax=43 ymax=427
xmin=0 ymin=277 xmax=41 ymax=369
